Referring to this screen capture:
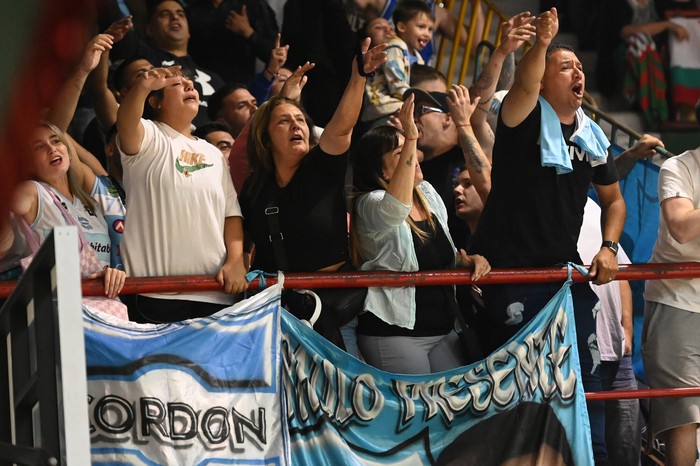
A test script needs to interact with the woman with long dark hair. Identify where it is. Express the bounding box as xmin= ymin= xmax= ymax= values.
xmin=350 ymin=96 xmax=490 ymax=374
